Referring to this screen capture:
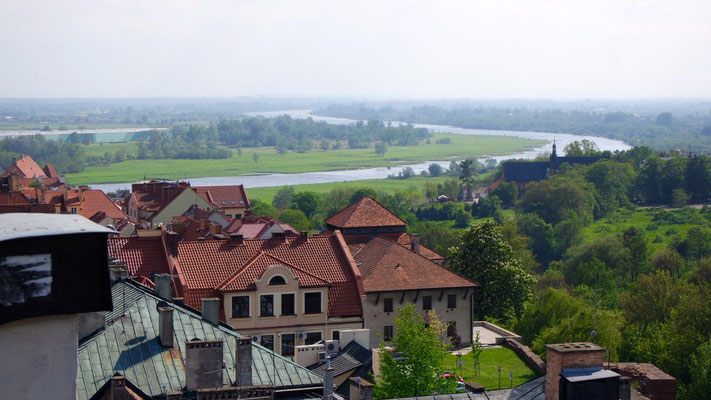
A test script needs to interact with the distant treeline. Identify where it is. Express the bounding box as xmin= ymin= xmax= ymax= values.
xmin=314 ymin=104 xmax=711 ymax=151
